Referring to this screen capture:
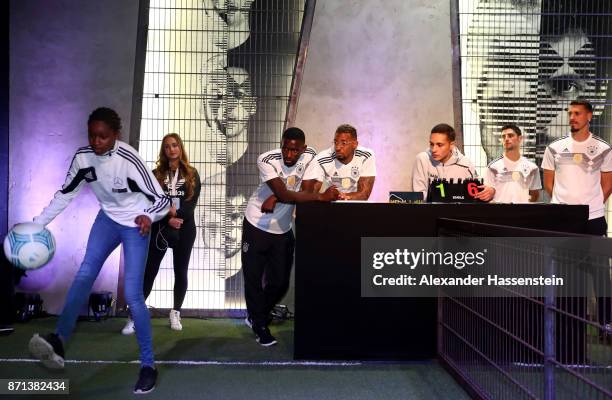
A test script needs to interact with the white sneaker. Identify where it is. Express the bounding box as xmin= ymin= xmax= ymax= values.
xmin=121 ymin=318 xmax=135 ymax=335
xmin=169 ymin=309 xmax=182 ymax=331
xmin=29 ymin=333 xmax=65 ymax=369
